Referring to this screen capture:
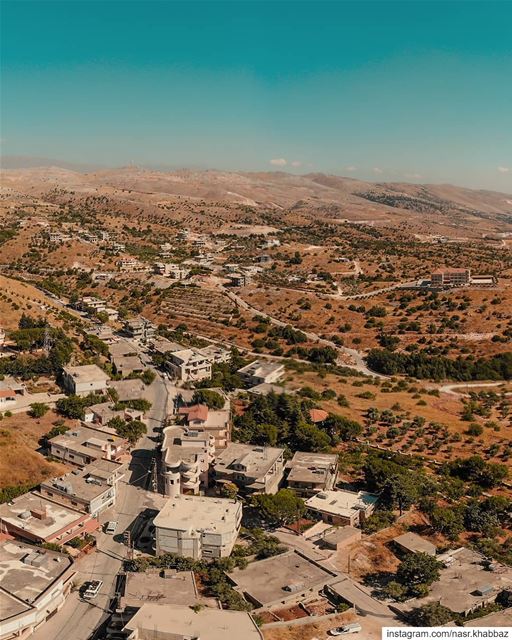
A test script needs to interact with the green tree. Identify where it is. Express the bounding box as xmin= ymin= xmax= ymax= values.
xmin=252 ymin=489 xmax=306 ymax=526
xmin=192 ymin=389 xmax=225 ymax=409
xmin=29 ymin=402 xmax=49 ymax=418
xmin=408 ymin=602 xmax=453 ymax=626
xmin=396 ymin=553 xmax=442 ymax=589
